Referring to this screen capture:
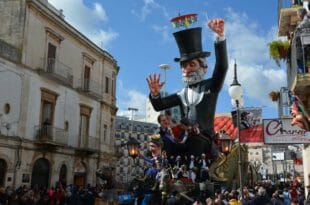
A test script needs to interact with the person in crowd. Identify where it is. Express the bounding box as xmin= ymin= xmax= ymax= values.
xmin=198 ymin=153 xmax=210 ymax=182
xmin=253 ymin=186 xmax=270 ymax=205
